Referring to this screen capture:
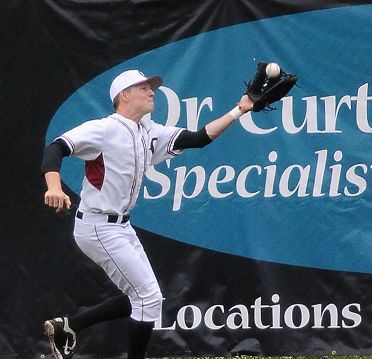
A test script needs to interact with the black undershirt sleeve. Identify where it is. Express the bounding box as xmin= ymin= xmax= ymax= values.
xmin=173 ymin=127 xmax=212 ymax=150
xmin=40 ymin=139 xmax=71 ymax=174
